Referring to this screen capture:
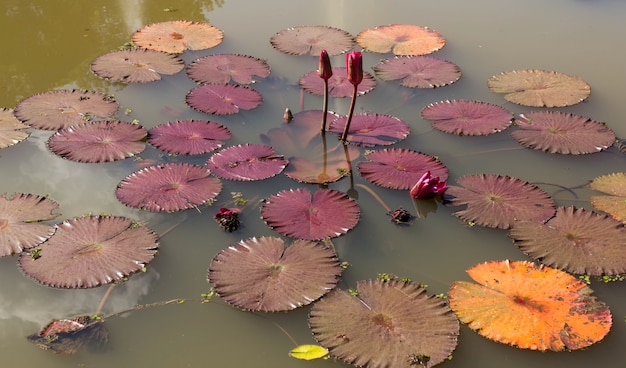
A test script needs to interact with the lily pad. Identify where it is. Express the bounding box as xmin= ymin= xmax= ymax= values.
xmin=0 ymin=108 xmax=30 ymax=149
xmin=147 ymin=120 xmax=231 ymax=155
xmin=421 ymin=100 xmax=513 ymax=136
xmin=115 ymin=163 xmax=222 ymax=212
xmin=299 ymin=67 xmax=377 ymax=98
xmin=487 ymin=69 xmax=591 ymax=107
xmin=510 ymin=206 xmax=626 ymax=275
xmin=261 ymin=188 xmax=360 ymax=240
xmin=590 ymin=172 xmax=626 ymax=223
xmin=19 ymin=215 xmax=158 ymax=288
xmin=186 ymin=54 xmax=270 ymax=84
xmin=355 ymin=24 xmax=445 ymax=55
xmin=186 ymin=84 xmax=263 ymax=115
xmin=373 ymin=56 xmax=461 ymax=88
xmin=449 ymin=260 xmax=612 ymax=351
xmin=47 ymin=121 xmax=147 ymax=163
xmin=309 ymin=279 xmax=459 ymax=367
xmin=447 ymin=174 xmax=556 ymax=229
xmin=131 ymin=20 xmax=223 ymax=53
xmin=270 ymin=25 xmax=354 ymax=56
xmin=512 ymin=111 xmax=615 ymax=154
xmin=328 ymin=113 xmax=410 ymax=146
xmin=14 ymin=90 xmax=119 ymax=130
xmin=90 ymin=49 xmax=184 ymax=83
xmin=28 ymin=315 xmax=108 ymax=354
xmin=208 ymin=236 xmax=341 ymax=312
xmin=206 ymin=144 xmax=287 ymax=181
